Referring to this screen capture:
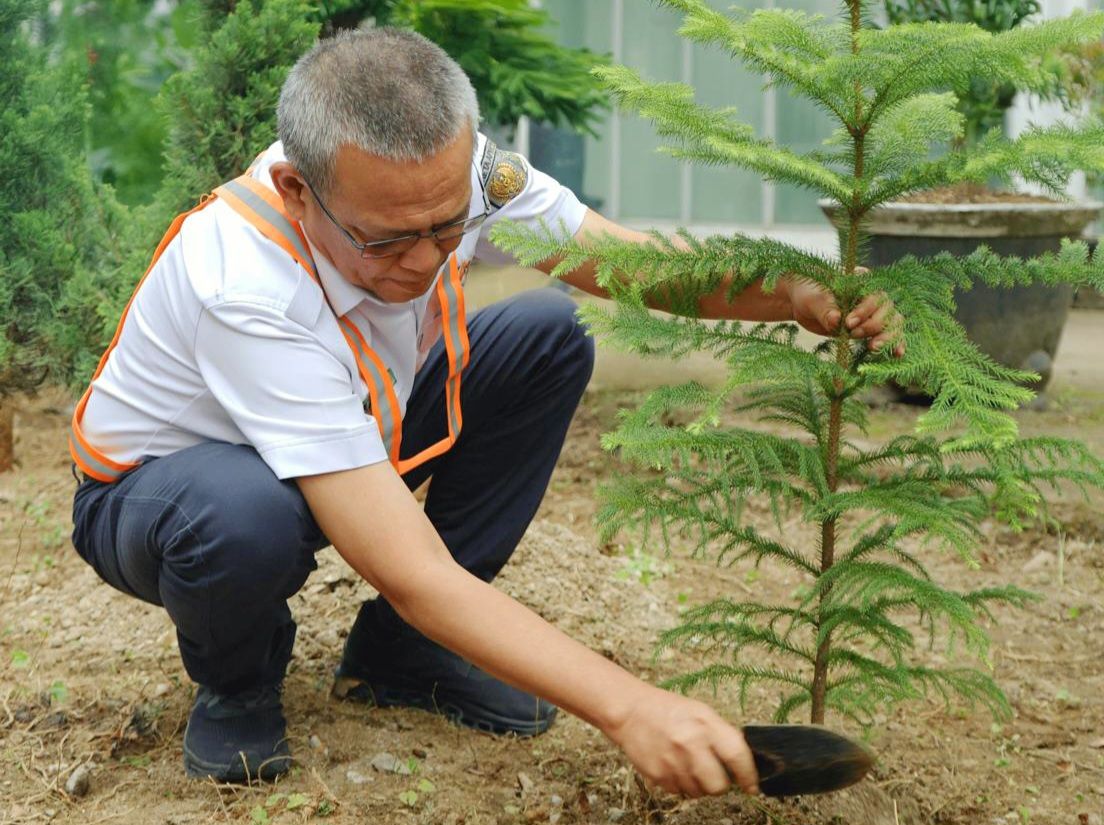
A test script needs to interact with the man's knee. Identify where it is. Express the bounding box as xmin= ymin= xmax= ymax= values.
xmin=508 ymin=288 xmax=595 ymax=380
xmin=161 ymin=446 xmax=320 ymax=596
